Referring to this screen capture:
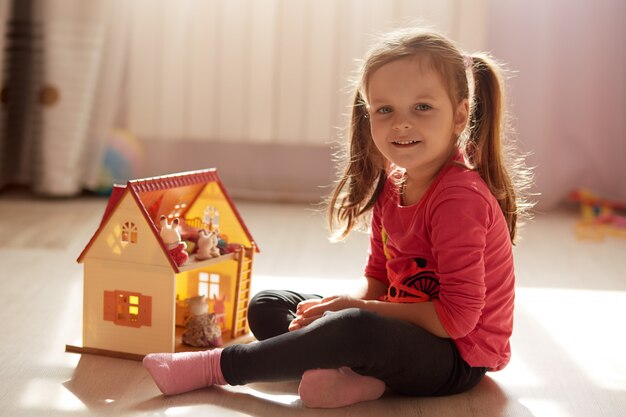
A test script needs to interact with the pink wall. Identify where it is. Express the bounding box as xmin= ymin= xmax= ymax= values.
xmin=487 ymin=0 xmax=626 ymax=208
